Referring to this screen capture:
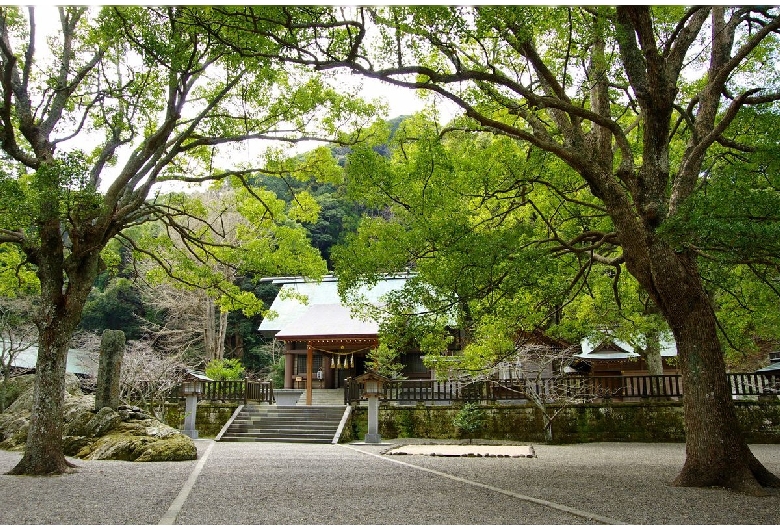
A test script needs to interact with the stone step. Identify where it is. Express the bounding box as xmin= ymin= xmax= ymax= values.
xmin=281 ymin=389 xmax=345 ymax=406
xmin=217 ymin=403 xmax=348 ymax=444
xmin=227 ymin=421 xmax=342 ymax=431
xmin=219 ymin=435 xmax=333 ymax=443
xmin=230 ymin=417 xmax=342 ymax=424
xmin=229 ymin=420 xmax=342 ymax=429
xmin=227 ymin=427 xmax=336 ymax=434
